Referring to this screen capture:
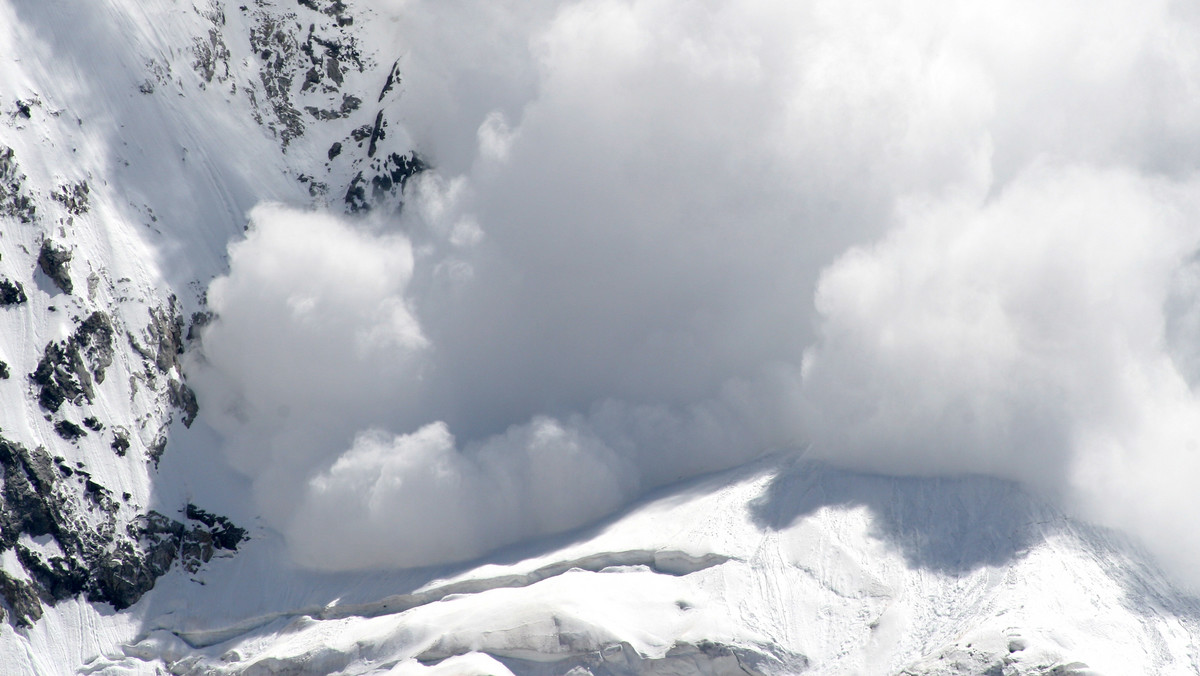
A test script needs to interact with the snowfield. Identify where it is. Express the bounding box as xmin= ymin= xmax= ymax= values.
xmin=9 ymin=459 xmax=1200 ymax=674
